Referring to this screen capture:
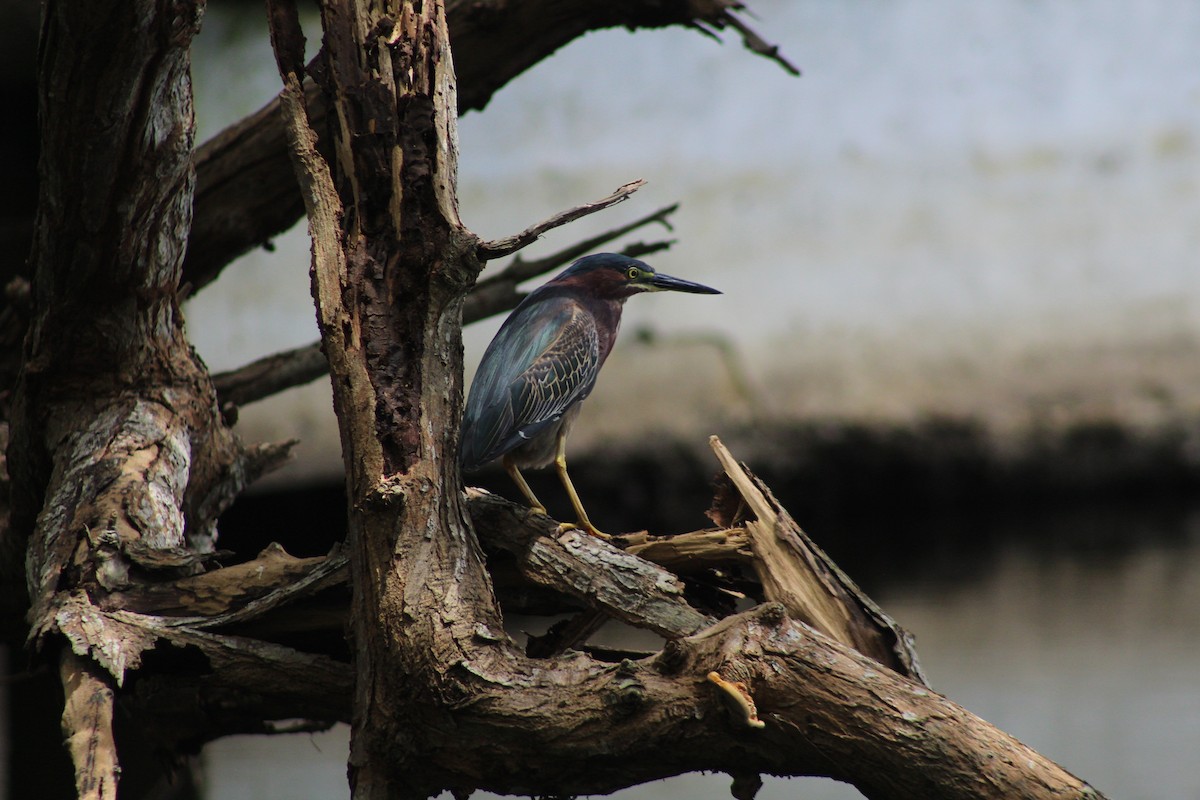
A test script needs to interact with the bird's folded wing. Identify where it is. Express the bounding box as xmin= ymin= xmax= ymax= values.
xmin=464 ymin=300 xmax=600 ymax=467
